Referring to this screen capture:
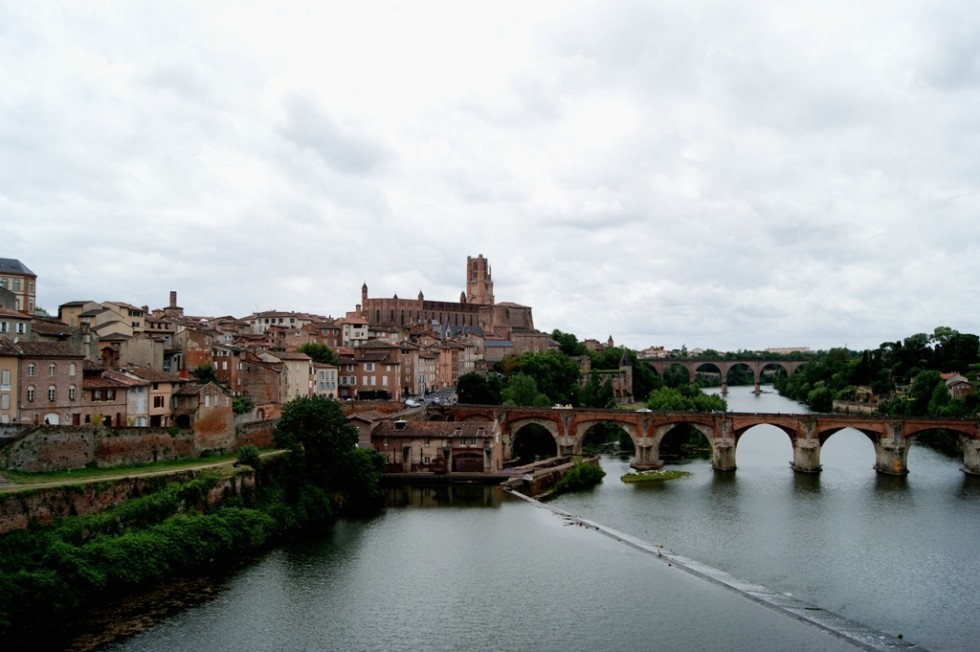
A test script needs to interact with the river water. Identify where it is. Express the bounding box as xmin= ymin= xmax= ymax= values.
xmin=95 ymin=387 xmax=979 ymax=652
